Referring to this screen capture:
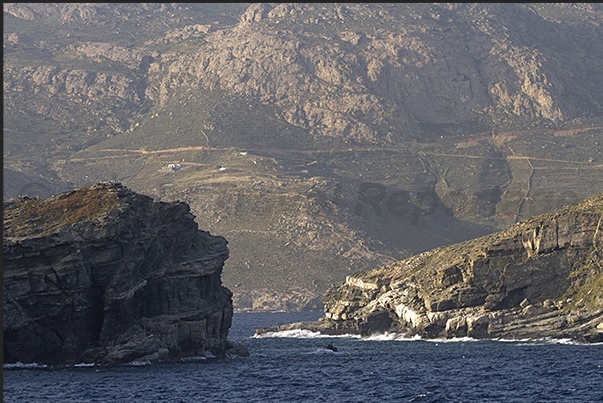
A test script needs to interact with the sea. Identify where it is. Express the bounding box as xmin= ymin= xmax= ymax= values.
xmin=4 ymin=310 xmax=603 ymax=403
